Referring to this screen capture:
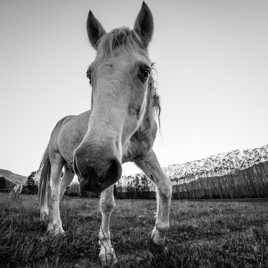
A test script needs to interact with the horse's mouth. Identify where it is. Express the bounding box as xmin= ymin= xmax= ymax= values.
xmin=79 ymin=178 xmax=101 ymax=193
xmin=79 ymin=176 xmax=115 ymax=194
